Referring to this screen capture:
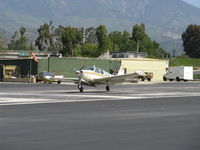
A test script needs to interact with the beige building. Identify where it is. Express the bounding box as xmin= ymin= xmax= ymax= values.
xmin=113 ymin=58 xmax=169 ymax=81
